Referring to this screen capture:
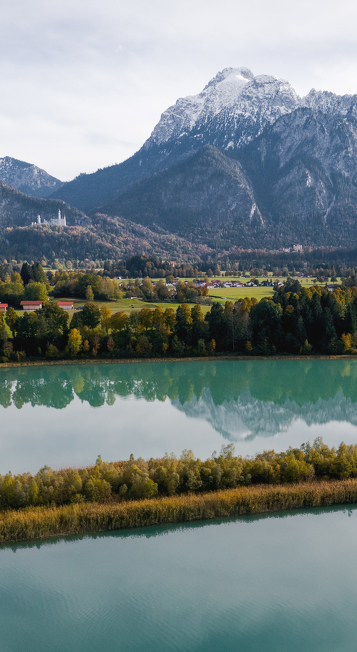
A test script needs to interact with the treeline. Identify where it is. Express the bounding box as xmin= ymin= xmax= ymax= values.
xmin=0 ymin=262 xmax=49 ymax=307
xmin=0 ymin=263 xmax=121 ymax=305
xmin=3 ymin=278 xmax=357 ymax=360
xmin=1 ymin=439 xmax=357 ymax=511
xmin=5 ymin=251 xmax=357 ymax=281
xmin=51 ymin=271 xmax=121 ymax=301
xmin=104 ymin=254 xmax=220 ymax=279
xmin=227 ymin=247 xmax=357 ymax=275
xmin=124 ymin=277 xmax=209 ymax=303
xmin=51 ymin=271 xmax=208 ymax=304
xmin=1 ymin=301 xmax=217 ymax=359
